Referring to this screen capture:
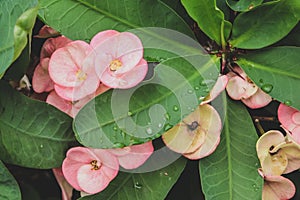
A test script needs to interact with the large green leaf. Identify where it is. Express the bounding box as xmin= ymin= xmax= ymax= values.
xmin=38 ymin=0 xmax=194 ymax=40
xmin=79 ymin=158 xmax=186 ymax=200
xmin=0 ymin=161 xmax=21 ymax=200
xmin=181 ymin=0 xmax=232 ymax=46
xmin=0 ymin=82 xmax=75 ymax=169
xmin=231 ymin=0 xmax=299 ymax=49
xmin=276 ymin=22 xmax=300 ymax=47
xmin=226 ymin=0 xmax=263 ymax=12
xmin=74 ymin=55 xmax=219 ymax=148
xmin=200 ymin=95 xmax=263 ymax=200
xmin=236 ymin=46 xmax=300 ymax=110
xmin=0 ymin=0 xmax=38 ymax=76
